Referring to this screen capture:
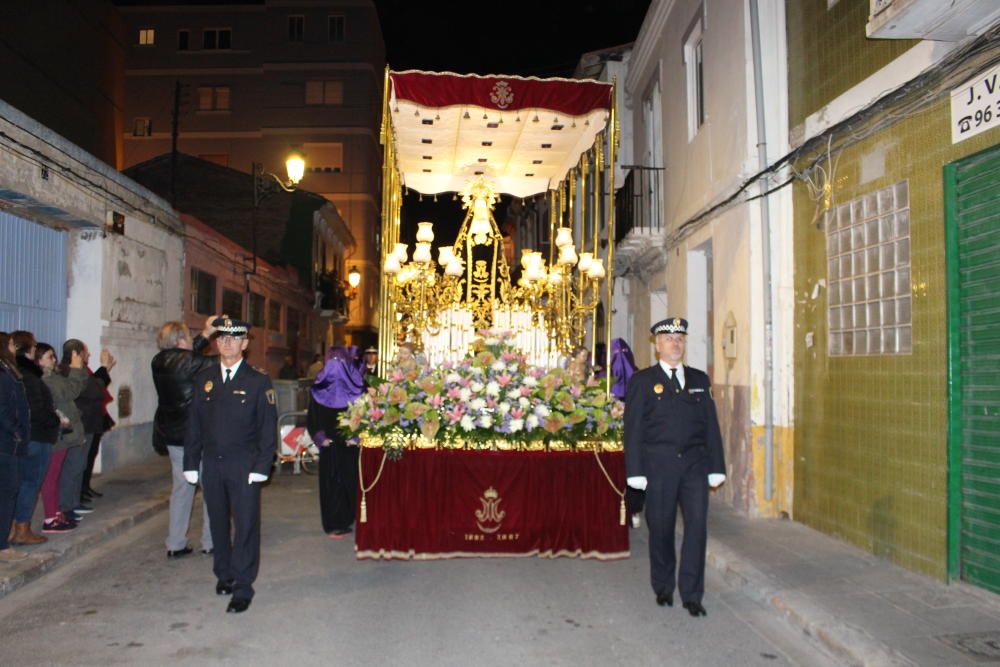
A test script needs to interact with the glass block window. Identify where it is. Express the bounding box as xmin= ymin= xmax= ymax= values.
xmin=826 ymin=181 xmax=911 ymax=355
